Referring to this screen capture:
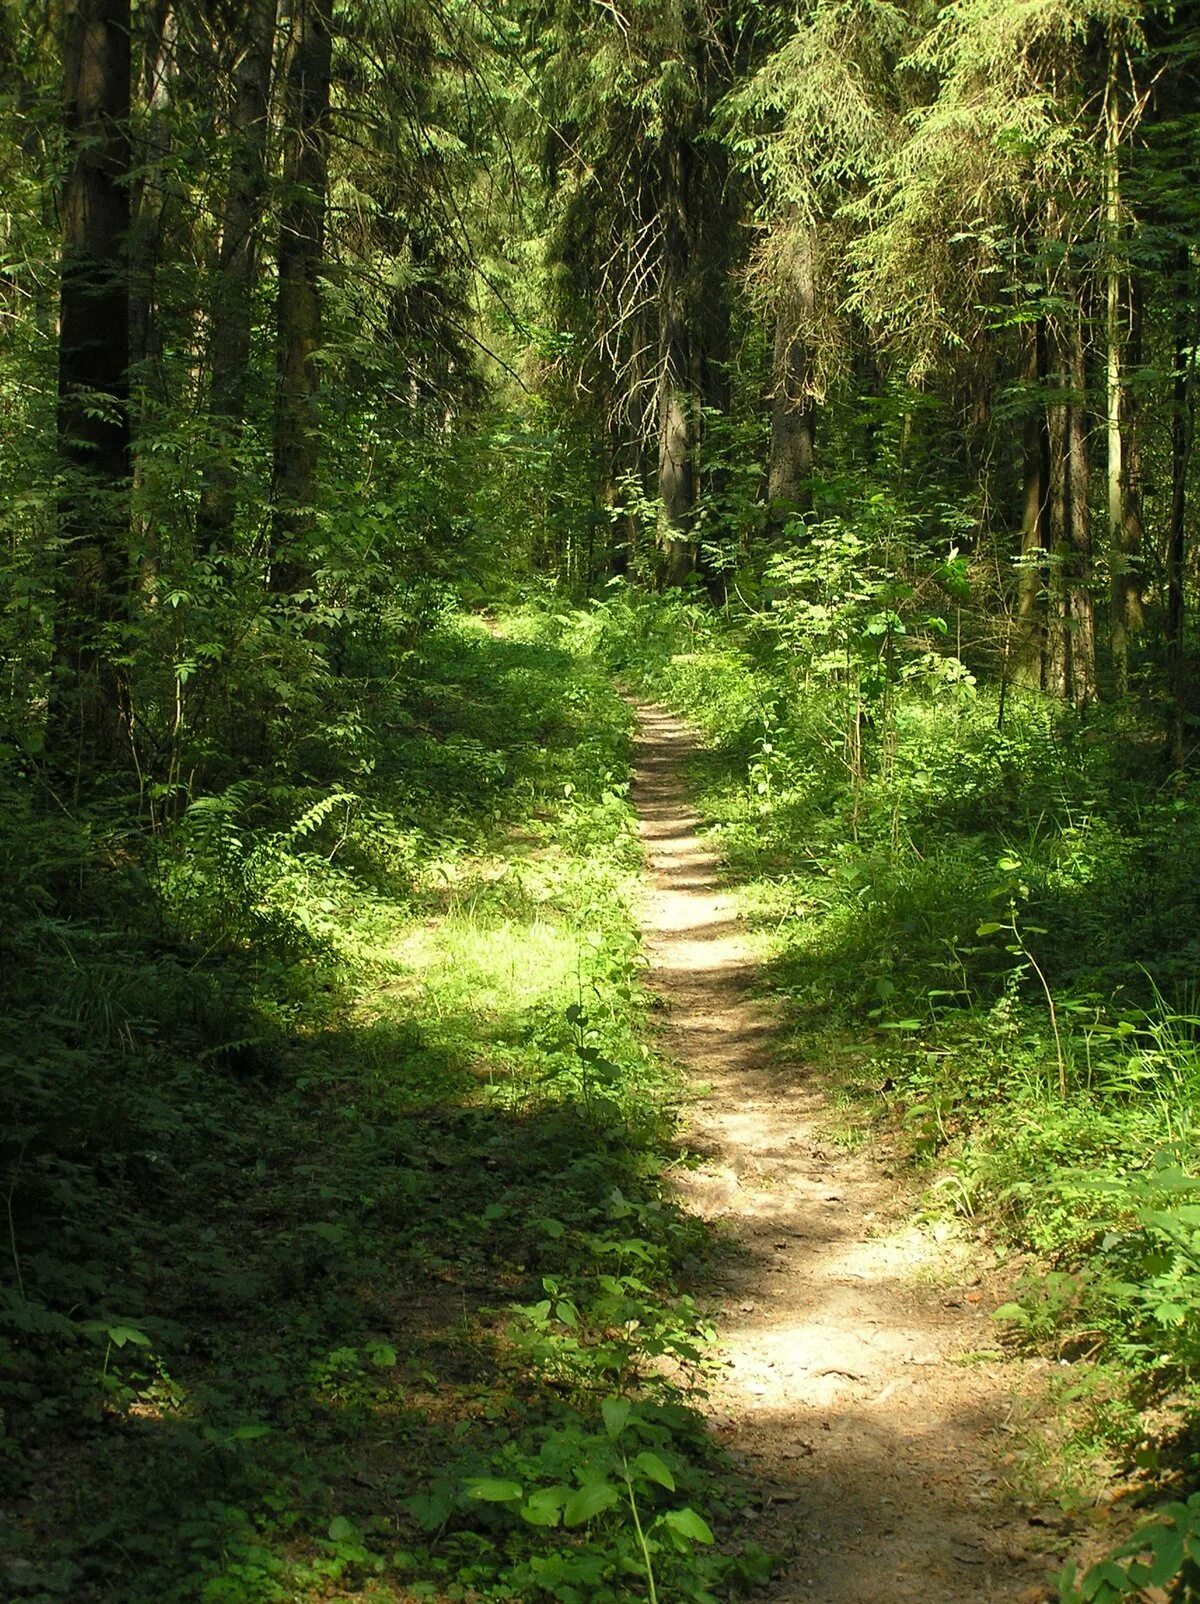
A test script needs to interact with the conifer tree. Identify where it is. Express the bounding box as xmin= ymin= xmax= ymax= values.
xmin=52 ymin=0 xmax=133 ymax=766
